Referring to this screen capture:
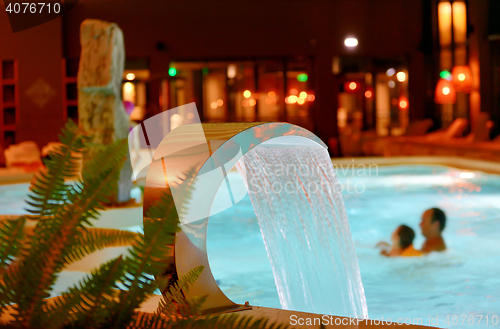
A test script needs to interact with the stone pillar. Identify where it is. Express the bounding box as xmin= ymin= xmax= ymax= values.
xmin=77 ymin=19 xmax=132 ymax=203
